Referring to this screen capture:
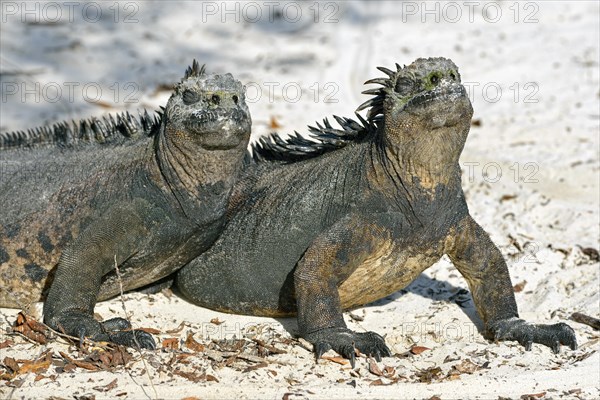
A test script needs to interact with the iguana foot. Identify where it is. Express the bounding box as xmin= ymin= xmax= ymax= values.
xmin=305 ymin=327 xmax=392 ymax=368
xmin=489 ymin=318 xmax=577 ymax=353
xmin=47 ymin=312 xmax=156 ymax=350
